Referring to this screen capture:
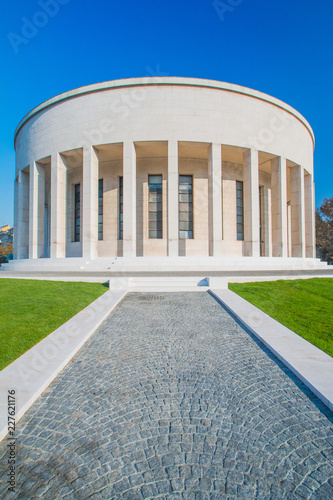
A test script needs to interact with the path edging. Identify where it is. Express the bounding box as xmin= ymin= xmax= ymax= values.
xmin=210 ymin=289 xmax=333 ymax=412
xmin=0 ymin=289 xmax=127 ymax=442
